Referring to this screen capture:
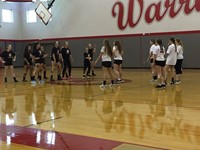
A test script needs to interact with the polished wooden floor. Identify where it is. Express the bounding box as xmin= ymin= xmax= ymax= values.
xmin=0 ymin=68 xmax=200 ymax=150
